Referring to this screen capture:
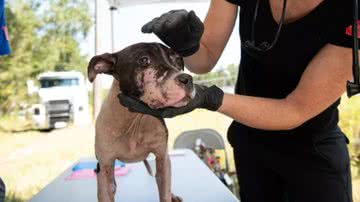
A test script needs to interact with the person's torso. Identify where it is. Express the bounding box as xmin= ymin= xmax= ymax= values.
xmin=228 ymin=0 xmax=351 ymax=146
